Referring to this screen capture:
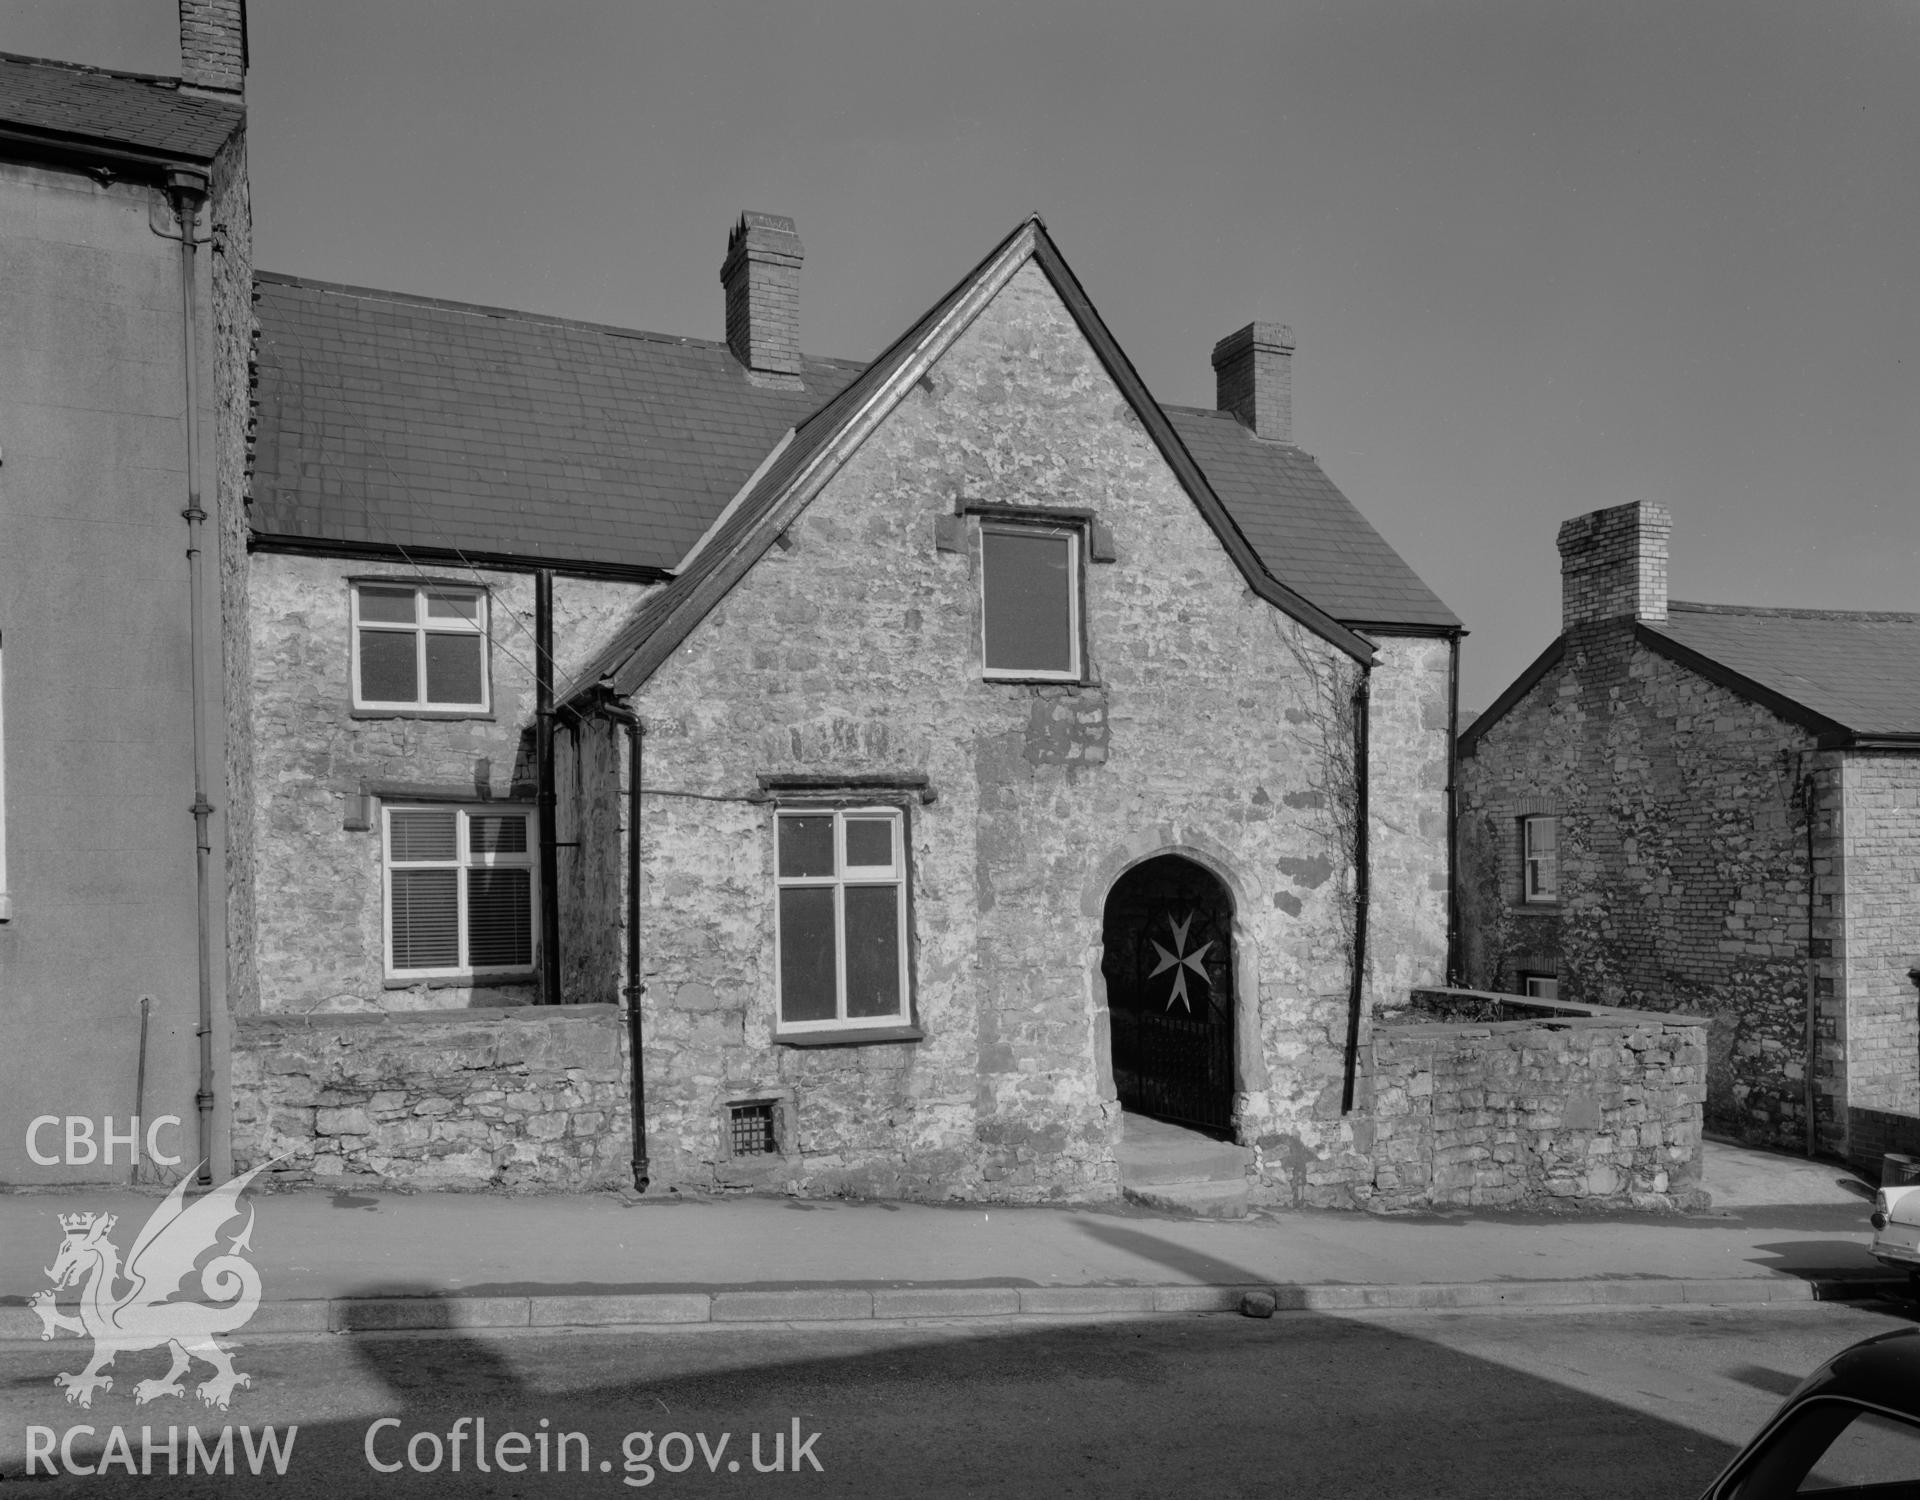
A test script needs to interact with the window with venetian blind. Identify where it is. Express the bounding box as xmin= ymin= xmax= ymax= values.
xmin=383 ymin=804 xmax=535 ymax=978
